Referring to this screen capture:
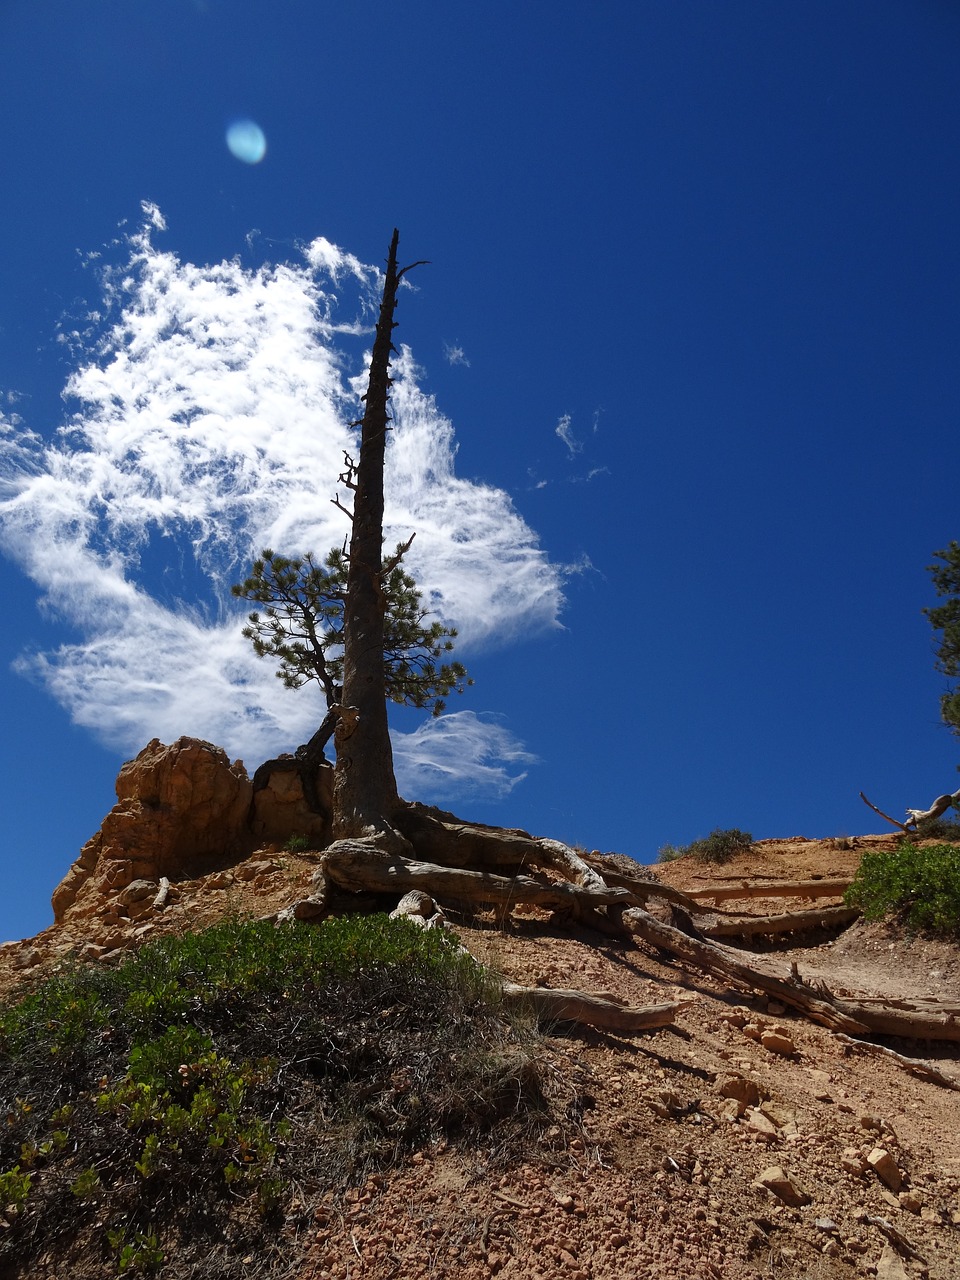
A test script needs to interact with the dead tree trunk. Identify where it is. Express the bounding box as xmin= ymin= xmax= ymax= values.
xmin=333 ymin=230 xmax=423 ymax=843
